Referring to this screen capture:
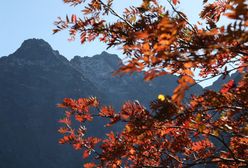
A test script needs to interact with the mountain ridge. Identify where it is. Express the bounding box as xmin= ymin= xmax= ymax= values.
xmin=0 ymin=38 xmax=105 ymax=168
